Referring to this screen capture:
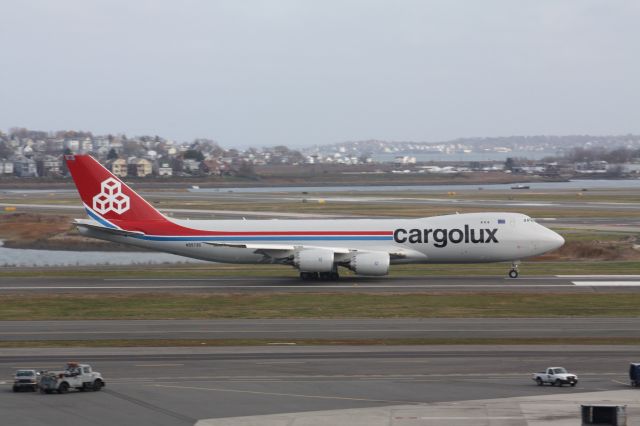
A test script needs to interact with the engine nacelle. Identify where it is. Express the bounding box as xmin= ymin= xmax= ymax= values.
xmin=349 ymin=252 xmax=390 ymax=276
xmin=295 ymin=249 xmax=335 ymax=272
